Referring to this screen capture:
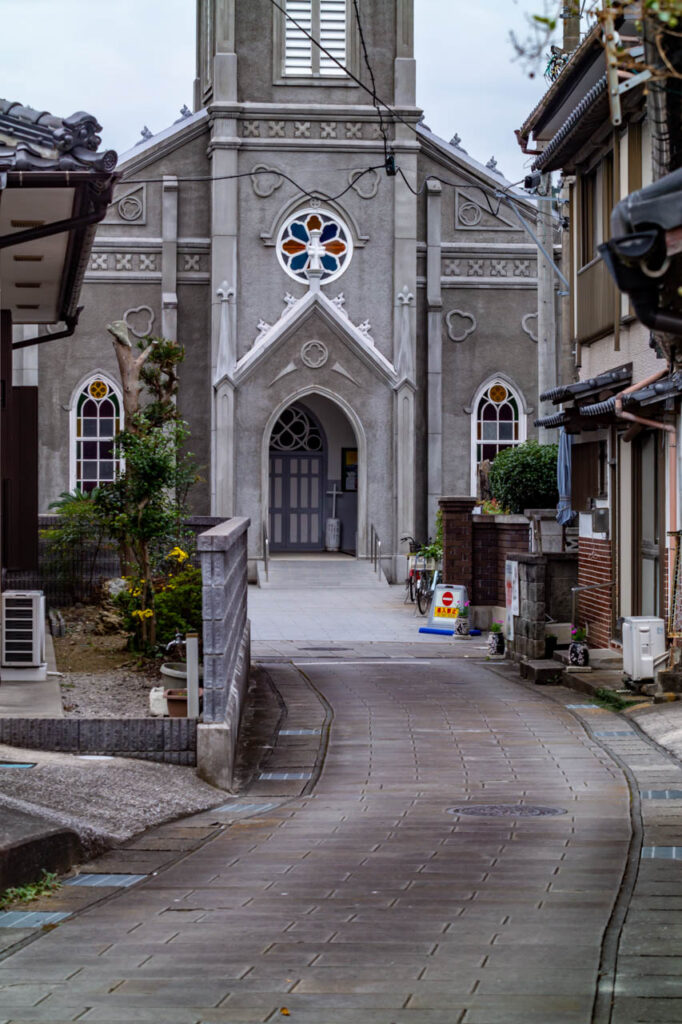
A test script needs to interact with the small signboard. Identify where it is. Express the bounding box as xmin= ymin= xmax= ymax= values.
xmin=427 ymin=584 xmax=468 ymax=632
xmin=505 ymin=560 xmax=519 ymax=640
